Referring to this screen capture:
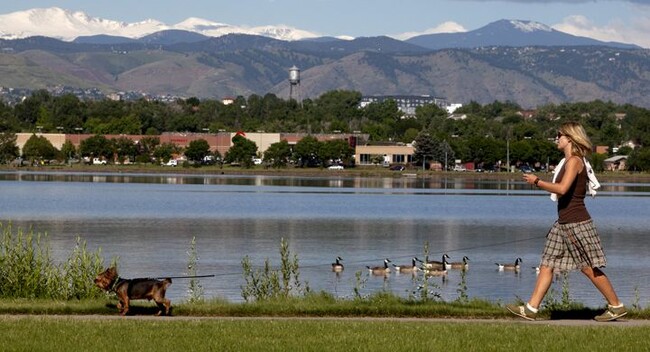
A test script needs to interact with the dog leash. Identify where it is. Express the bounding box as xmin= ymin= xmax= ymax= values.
xmin=152 ymin=274 xmax=216 ymax=279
